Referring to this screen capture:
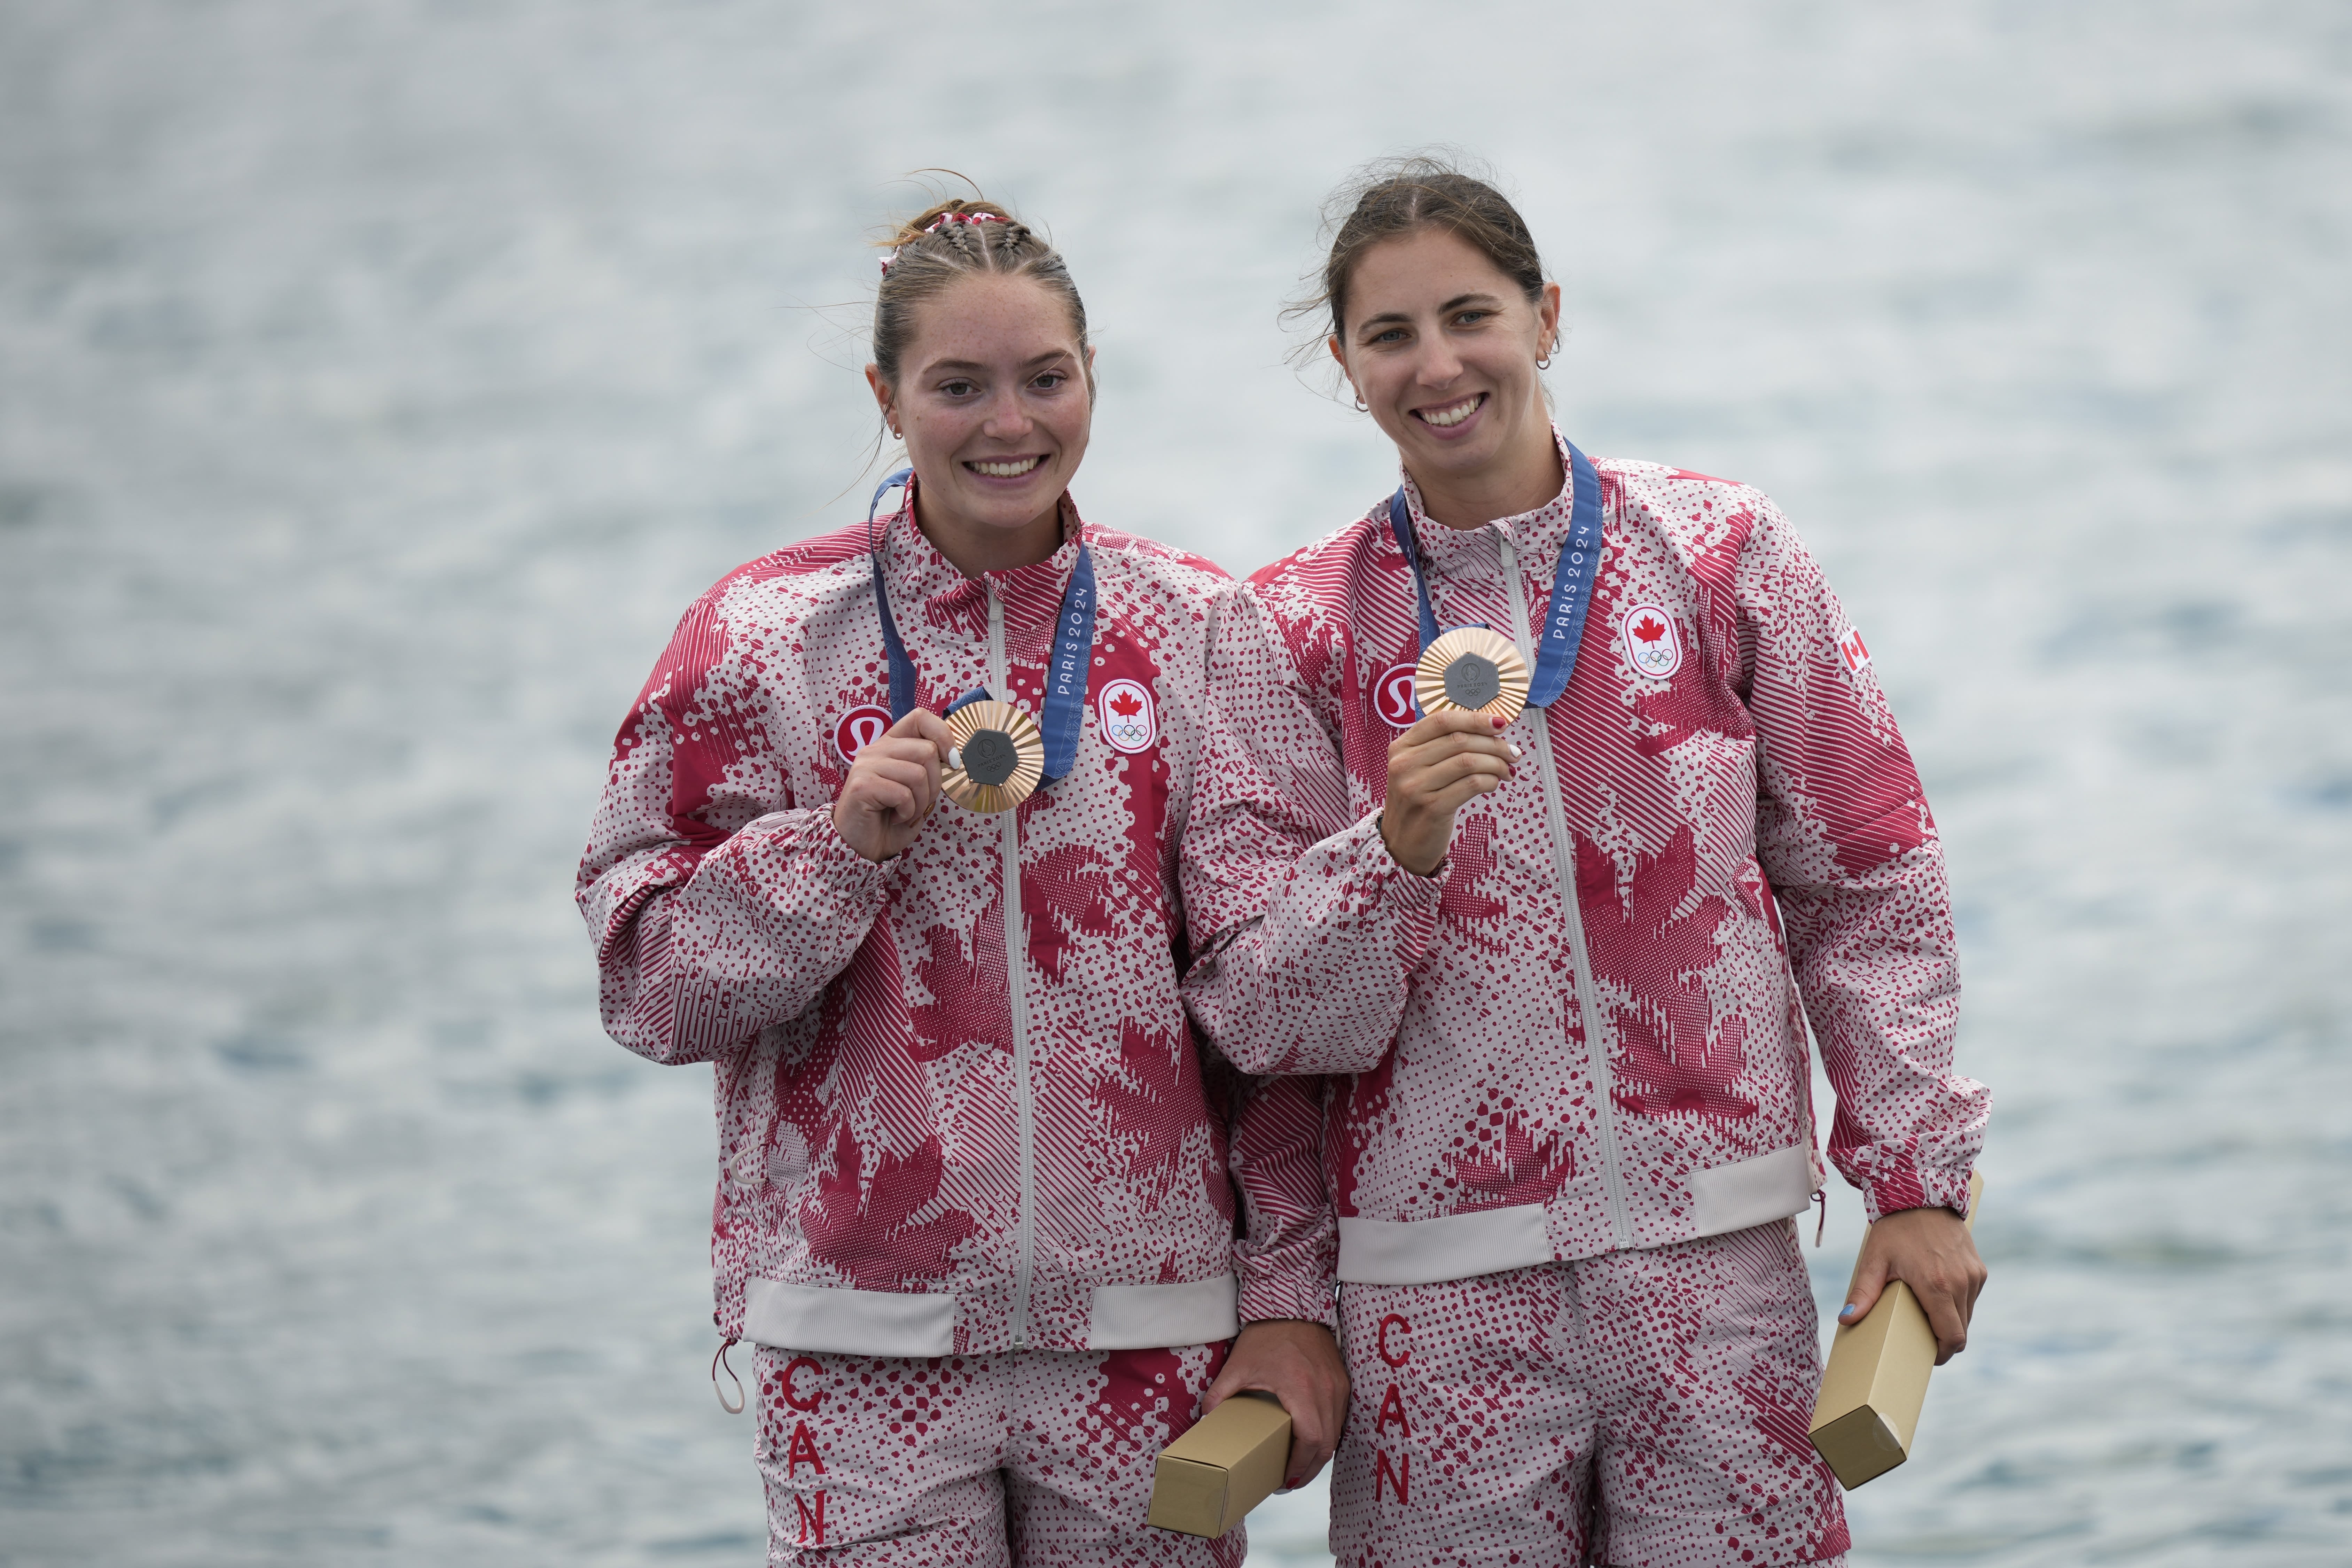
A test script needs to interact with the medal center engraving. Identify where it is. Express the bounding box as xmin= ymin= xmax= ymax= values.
xmin=961 ymin=727 xmax=1020 ymax=786
xmin=1444 ymin=653 xmax=1502 ymax=711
